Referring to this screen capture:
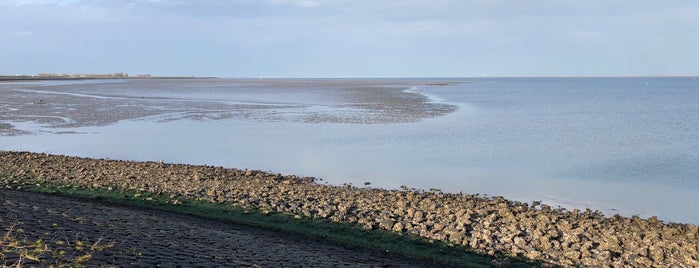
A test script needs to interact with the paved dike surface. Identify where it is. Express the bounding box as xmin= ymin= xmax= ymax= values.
xmin=1 ymin=190 xmax=424 ymax=267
